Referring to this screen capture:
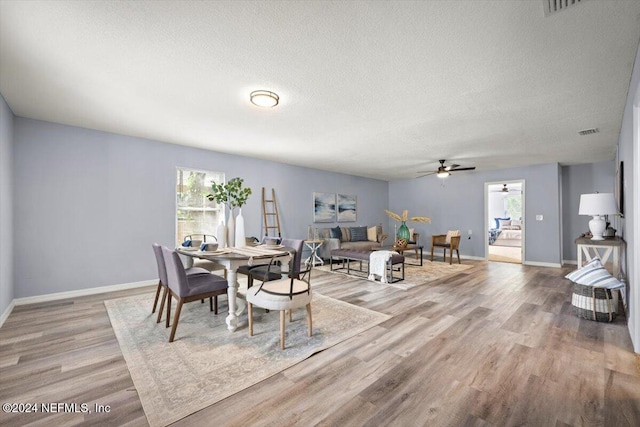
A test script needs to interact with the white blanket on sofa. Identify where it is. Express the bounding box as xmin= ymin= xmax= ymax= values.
xmin=368 ymin=250 xmax=397 ymax=283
